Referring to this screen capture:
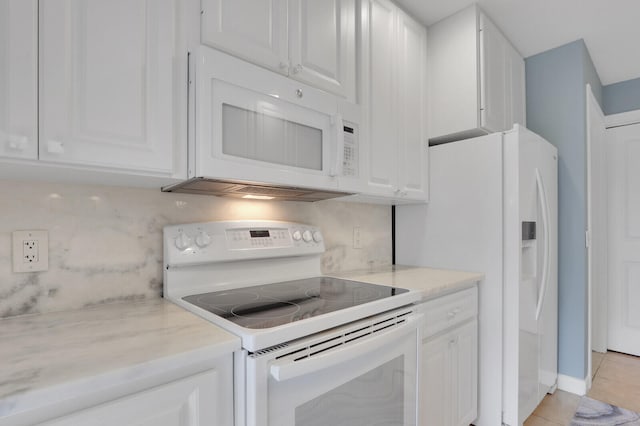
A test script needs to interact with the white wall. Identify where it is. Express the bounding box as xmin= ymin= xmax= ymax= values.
xmin=0 ymin=180 xmax=391 ymax=318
